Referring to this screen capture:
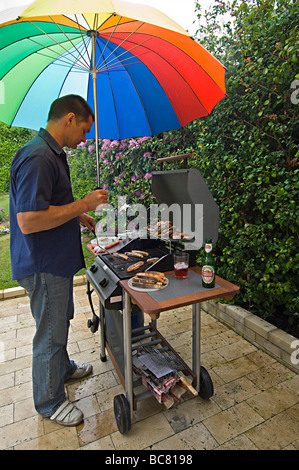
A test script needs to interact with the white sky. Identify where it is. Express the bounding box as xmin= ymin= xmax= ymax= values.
xmin=122 ymin=0 xmax=218 ymax=35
